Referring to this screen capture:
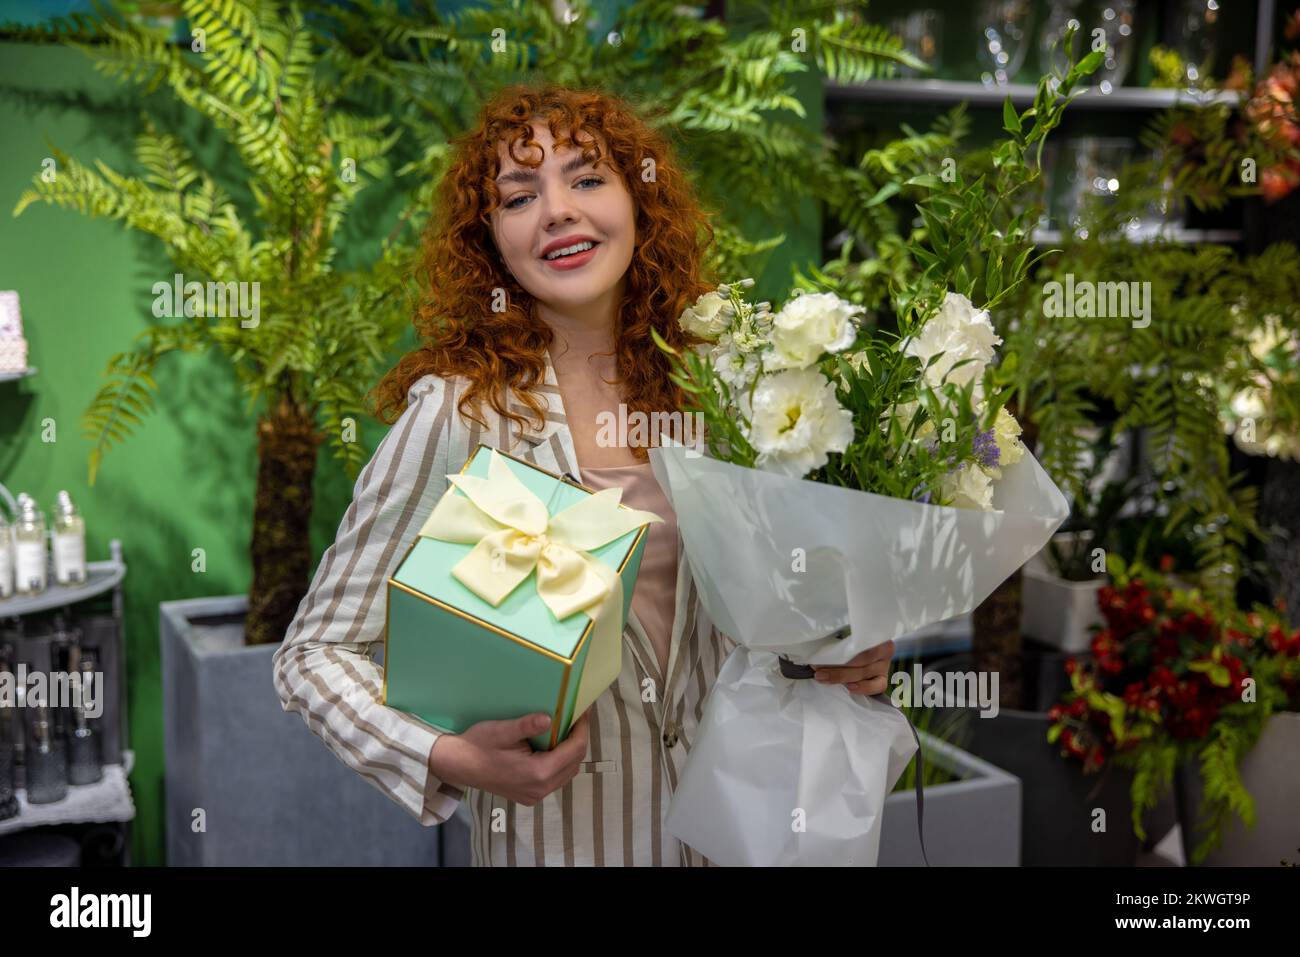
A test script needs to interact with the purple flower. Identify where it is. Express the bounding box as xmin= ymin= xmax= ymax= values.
xmin=973 ymin=428 xmax=1000 ymax=469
